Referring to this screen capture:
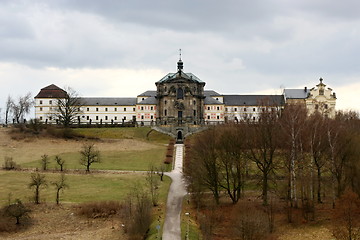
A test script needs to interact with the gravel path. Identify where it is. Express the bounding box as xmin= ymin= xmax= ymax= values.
xmin=162 ymin=144 xmax=187 ymax=240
